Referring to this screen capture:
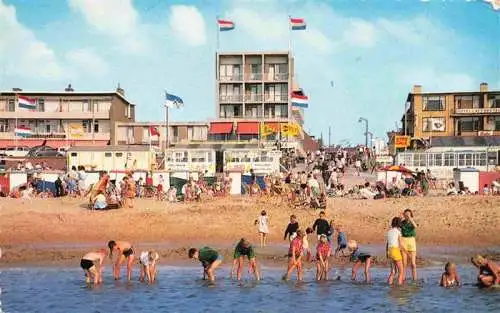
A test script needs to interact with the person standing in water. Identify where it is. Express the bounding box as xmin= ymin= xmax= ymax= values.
xmin=316 ymin=234 xmax=331 ymax=281
xmin=139 ymin=250 xmax=160 ymax=283
xmin=107 ymin=240 xmax=135 ymax=281
xmin=188 ymin=246 xmax=223 ymax=282
xmin=80 ymin=249 xmax=107 ymax=284
xmin=400 ymin=209 xmax=418 ymax=281
xmin=284 ymin=230 xmax=305 ymax=281
xmin=231 ymin=239 xmax=260 ymax=281
xmin=386 ymin=217 xmax=406 ymax=285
